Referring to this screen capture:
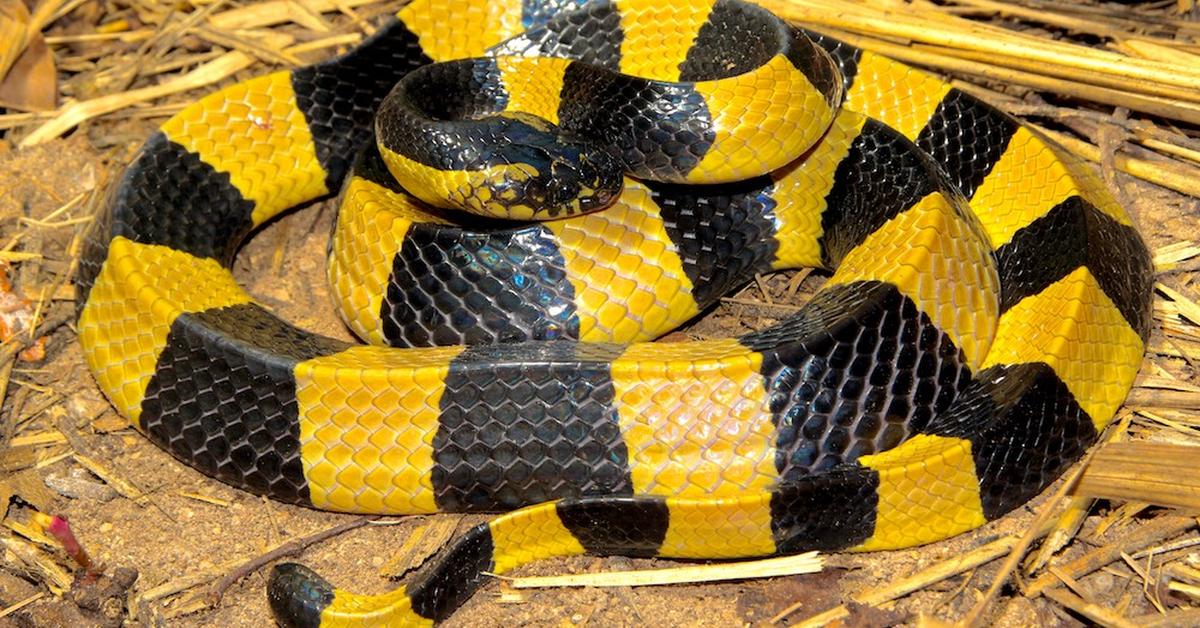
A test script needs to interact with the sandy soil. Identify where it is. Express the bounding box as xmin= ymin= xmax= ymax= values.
xmin=0 ymin=46 xmax=1196 ymax=628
